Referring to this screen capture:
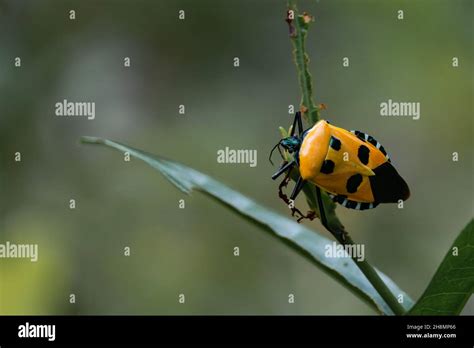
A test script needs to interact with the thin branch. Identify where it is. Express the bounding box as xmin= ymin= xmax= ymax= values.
xmin=287 ymin=1 xmax=320 ymax=124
